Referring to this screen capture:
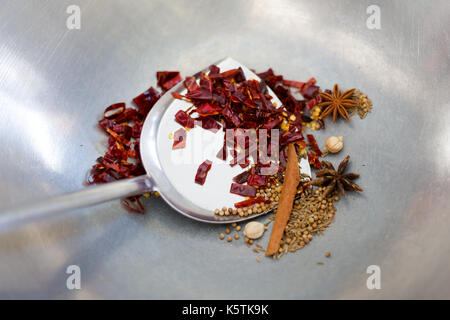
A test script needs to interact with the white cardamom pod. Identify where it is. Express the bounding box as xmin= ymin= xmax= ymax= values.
xmin=243 ymin=221 xmax=265 ymax=239
xmin=324 ymin=136 xmax=343 ymax=153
